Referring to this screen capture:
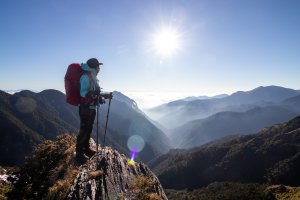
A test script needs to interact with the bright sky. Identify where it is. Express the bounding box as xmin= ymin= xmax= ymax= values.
xmin=1 ymin=0 xmax=300 ymax=108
